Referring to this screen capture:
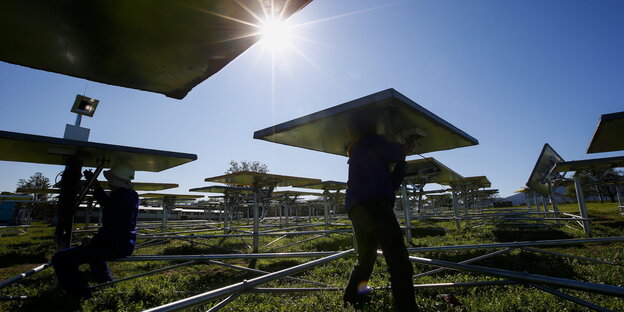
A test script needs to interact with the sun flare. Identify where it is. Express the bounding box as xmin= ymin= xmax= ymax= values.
xmin=260 ymin=18 xmax=293 ymax=51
